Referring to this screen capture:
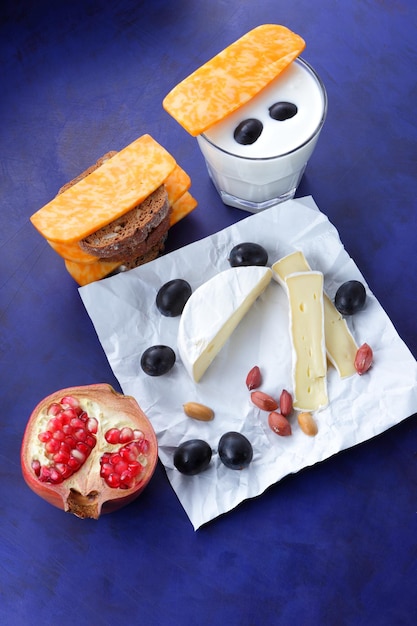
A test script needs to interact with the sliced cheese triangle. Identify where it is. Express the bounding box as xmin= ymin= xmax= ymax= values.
xmin=178 ymin=266 xmax=272 ymax=382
